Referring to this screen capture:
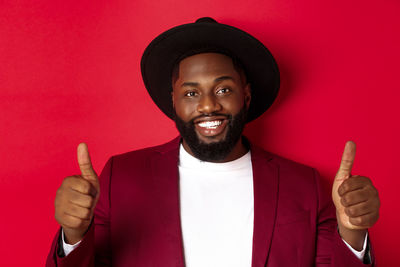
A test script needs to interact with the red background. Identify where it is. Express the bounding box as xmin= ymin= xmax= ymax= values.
xmin=1 ymin=0 xmax=399 ymax=265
